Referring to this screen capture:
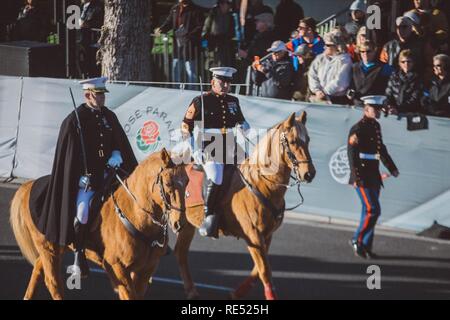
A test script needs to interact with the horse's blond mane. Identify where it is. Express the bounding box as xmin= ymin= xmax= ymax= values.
xmin=241 ymin=116 xmax=308 ymax=180
xmin=246 ymin=121 xmax=283 ymax=169
xmin=130 ymin=151 xmax=164 ymax=178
